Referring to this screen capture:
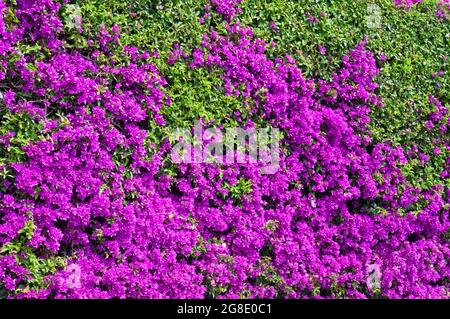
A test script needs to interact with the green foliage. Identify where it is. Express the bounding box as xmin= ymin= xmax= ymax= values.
xmin=256 ymin=256 xmax=294 ymax=298
xmin=0 ymin=112 xmax=45 ymax=165
xmin=222 ymin=178 xmax=253 ymax=205
xmin=0 ymin=216 xmax=66 ymax=296
xmin=160 ymin=65 xmax=248 ymax=129
xmin=79 ymin=0 xmax=209 ymax=52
